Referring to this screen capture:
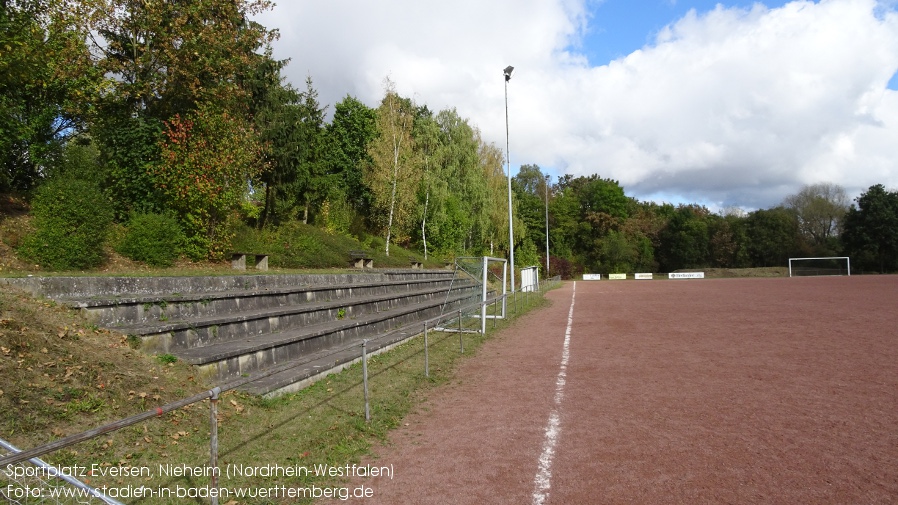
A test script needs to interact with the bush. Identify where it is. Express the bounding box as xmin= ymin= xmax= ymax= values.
xmin=115 ymin=213 xmax=185 ymax=267
xmin=20 ymin=178 xmax=113 ymax=270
